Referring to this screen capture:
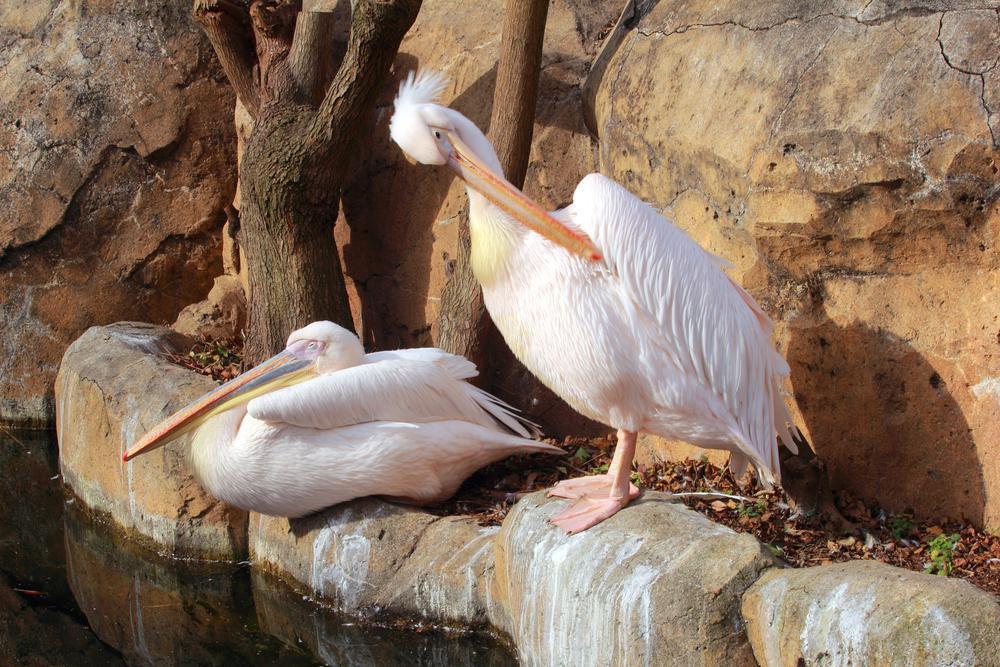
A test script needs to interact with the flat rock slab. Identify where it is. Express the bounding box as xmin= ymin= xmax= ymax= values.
xmin=493 ymin=491 xmax=772 ymax=667
xmin=742 ymin=560 xmax=1000 ymax=666
xmin=55 ymin=323 xmax=247 ymax=560
xmin=250 ymin=500 xmax=498 ymax=626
